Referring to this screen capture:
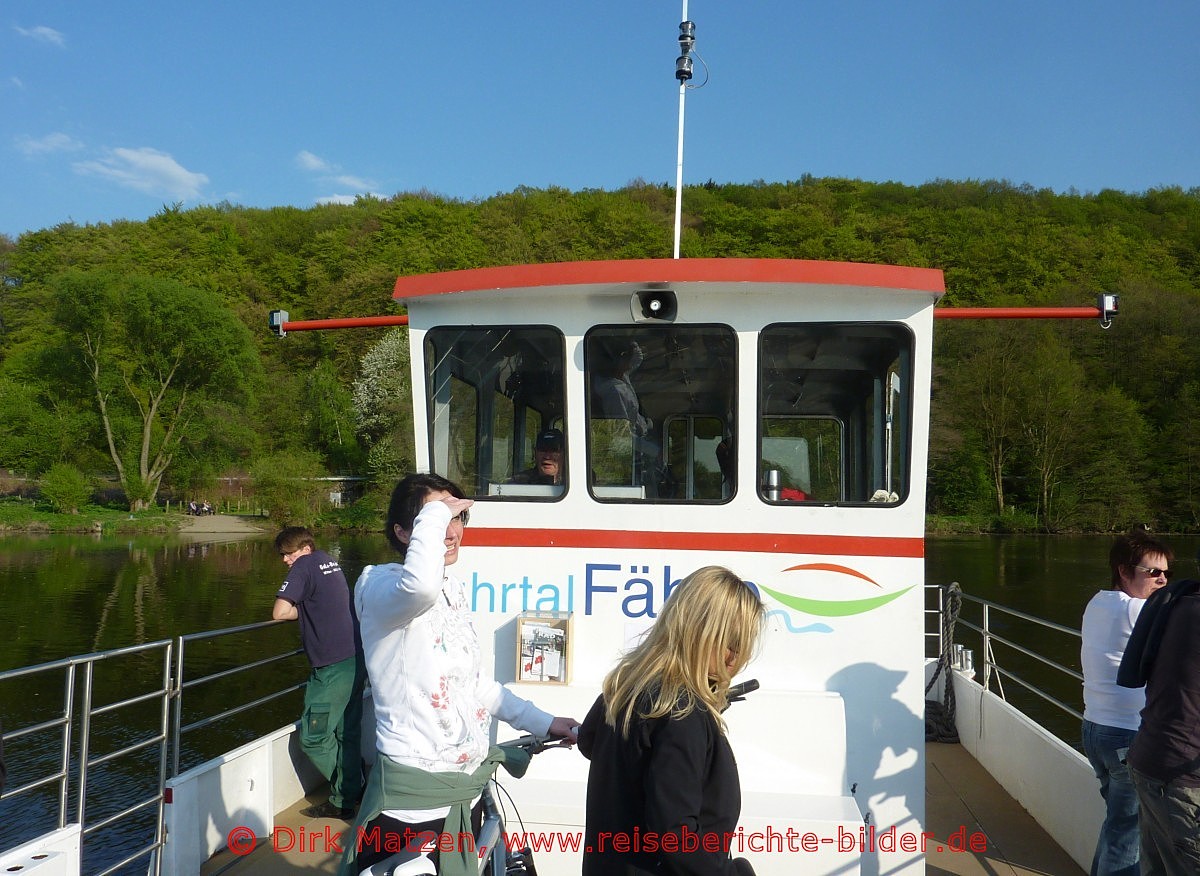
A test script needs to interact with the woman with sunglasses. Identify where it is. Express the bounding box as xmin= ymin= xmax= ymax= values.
xmin=1080 ymin=528 xmax=1174 ymax=876
xmin=343 ymin=473 xmax=579 ymax=875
